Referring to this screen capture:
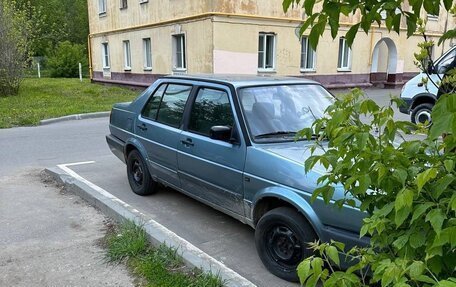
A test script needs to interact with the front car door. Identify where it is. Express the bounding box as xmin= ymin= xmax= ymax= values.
xmin=177 ymin=84 xmax=247 ymax=216
xmin=136 ymin=82 xmax=193 ymax=189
